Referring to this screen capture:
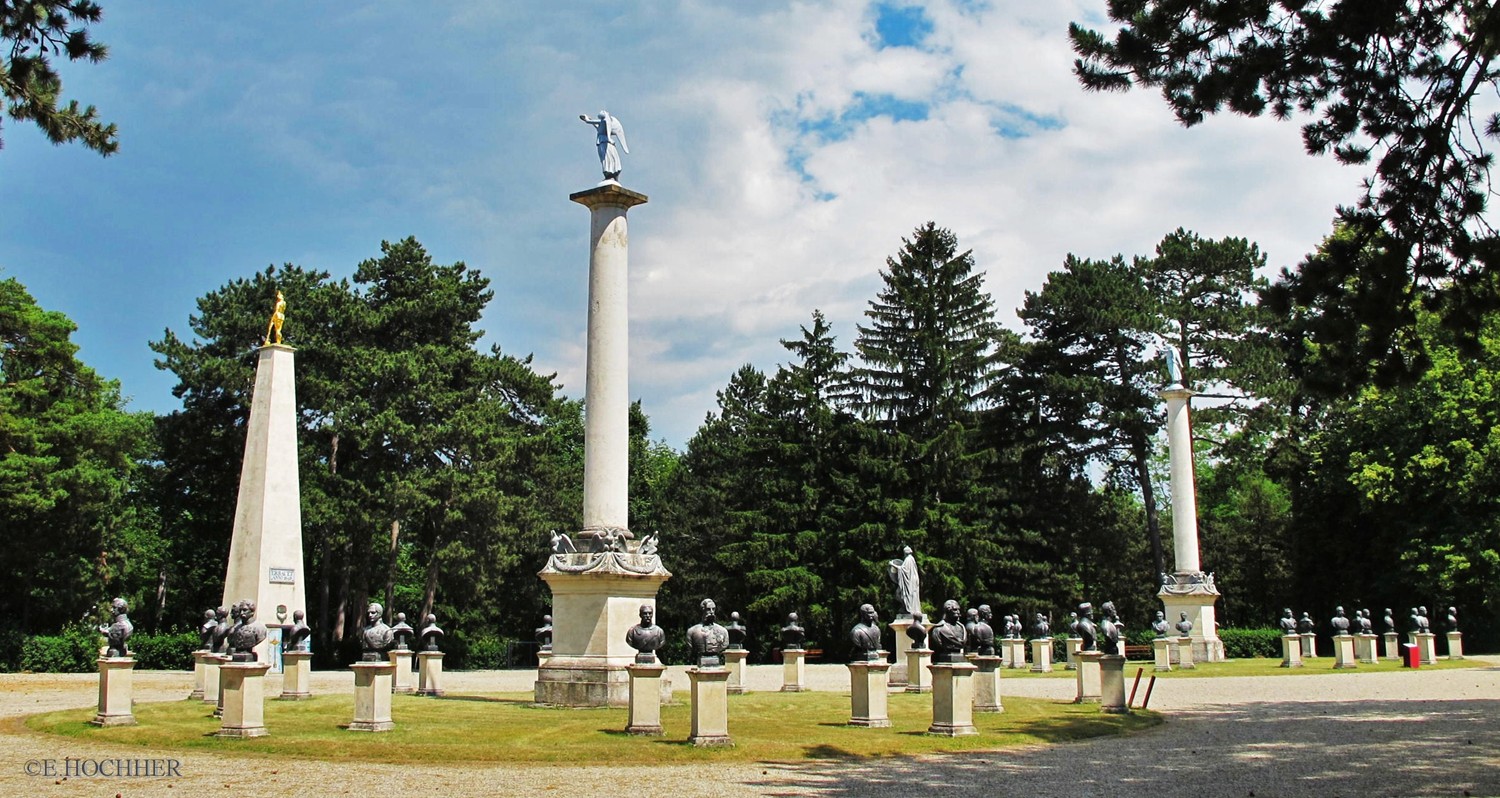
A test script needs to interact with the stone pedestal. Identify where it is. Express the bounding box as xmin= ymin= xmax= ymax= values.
xmin=687 ymin=667 xmax=732 ymax=747
xmin=847 ymin=660 xmax=891 ymax=727
xmin=905 ymin=648 xmax=932 ymax=693
xmin=780 ymin=649 xmax=807 ymax=692
xmin=1332 ymin=634 xmax=1358 ymax=669
xmin=1000 ymin=640 xmax=1013 ymax=668
xmin=927 ymin=662 xmax=978 ymax=736
xmin=535 ymin=565 xmax=670 ymax=707
xmin=1383 ymin=632 xmax=1401 ymax=660
xmin=626 ymin=662 xmax=665 ymax=736
xmin=1152 ymin=638 xmax=1172 ymax=672
xmin=725 ymin=649 xmax=748 ymax=694
xmin=389 ymin=649 xmax=415 ymax=694
xmin=1030 ymin=638 xmax=1053 ymax=673
xmin=1074 ymin=651 xmax=1102 ymax=704
xmin=1158 ymin=588 xmax=1225 ymax=662
xmin=1357 ymin=634 xmax=1379 ymax=664
xmin=280 ymin=650 xmax=312 ymax=699
xmin=1280 ymin=634 xmax=1303 ymax=668
xmin=202 ymin=653 xmax=226 ymax=707
xmin=1300 ymin=632 xmax=1317 ymax=658
xmin=217 ymin=661 xmax=271 ymax=738
xmin=222 ymin=345 xmax=307 ymax=666
xmin=417 ymin=651 xmax=444 ymax=697
xmin=1176 ymin=636 xmax=1196 ymax=669
xmin=349 ymin=661 xmax=395 ymax=732
xmin=1003 ymin=638 xmax=1028 ymax=669
xmin=190 ymin=650 xmax=214 ymax=700
xmin=1065 ymin=637 xmax=1082 ymax=670
xmin=889 ymin=617 xmax=915 ymax=685
xmin=1447 ymin=631 xmax=1464 ymax=660
xmin=1100 ymin=654 xmax=1128 ymax=714
xmin=972 ymin=655 xmax=1002 ymax=713
xmin=1416 ymin=632 xmax=1438 ymax=665
xmin=91 ymin=657 xmax=137 ymax=727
